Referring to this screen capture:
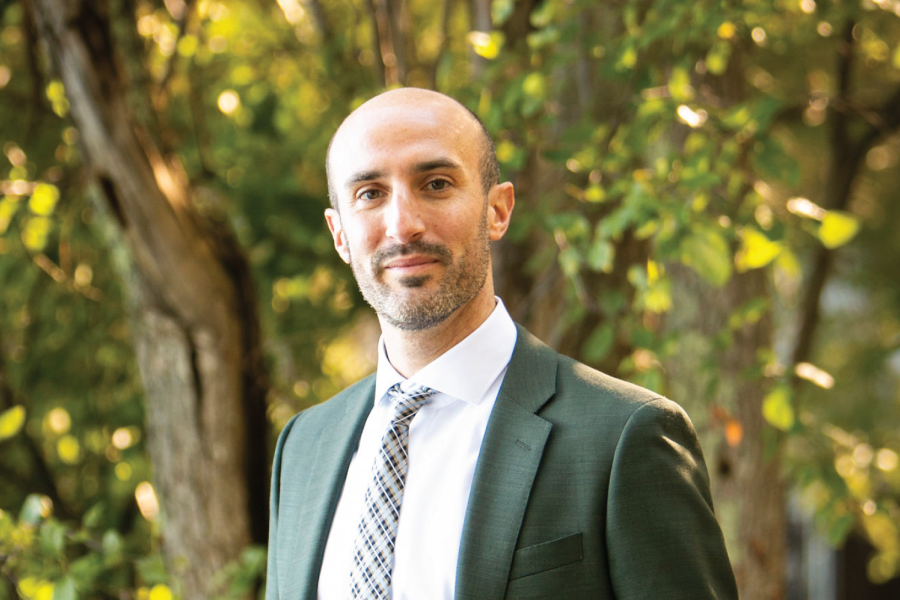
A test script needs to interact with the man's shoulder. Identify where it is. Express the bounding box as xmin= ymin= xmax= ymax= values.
xmin=513 ymin=324 xmax=681 ymax=420
xmin=277 ymin=373 xmax=376 ymax=443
